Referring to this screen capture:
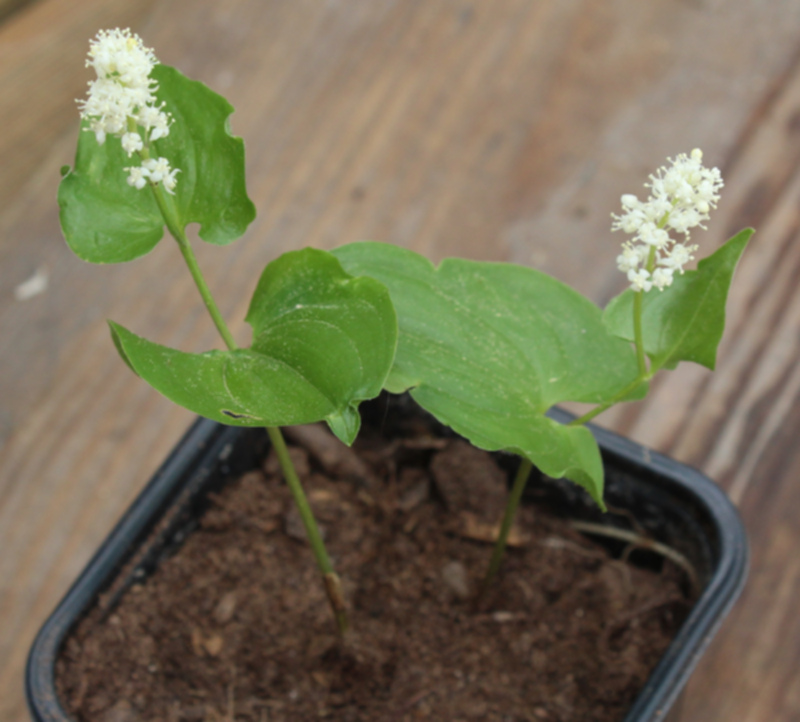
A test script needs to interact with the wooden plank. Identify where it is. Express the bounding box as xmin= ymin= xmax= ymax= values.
xmin=3 ymin=1 xmax=800 ymax=720
xmin=0 ymin=0 xmax=30 ymax=24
